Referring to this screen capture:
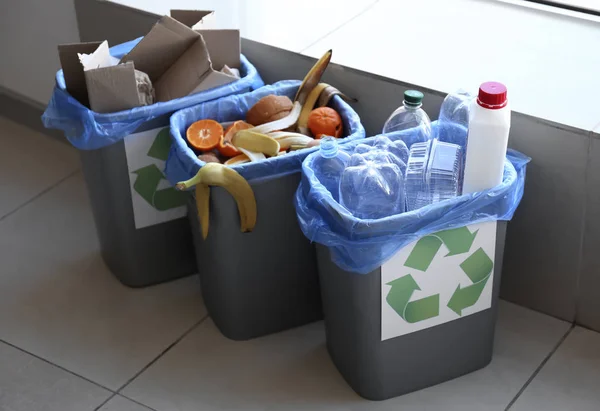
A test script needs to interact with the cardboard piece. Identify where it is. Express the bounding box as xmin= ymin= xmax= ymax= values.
xmin=58 ymin=41 xmax=102 ymax=107
xmin=196 ymin=29 xmax=240 ymax=70
xmin=120 ymin=16 xmax=198 ymax=82
xmin=58 ymin=11 xmax=239 ymax=113
xmin=85 ymin=62 xmax=141 ymax=113
xmin=170 ymin=9 xmax=213 ymax=28
xmin=169 ymin=10 xmax=241 ymax=70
